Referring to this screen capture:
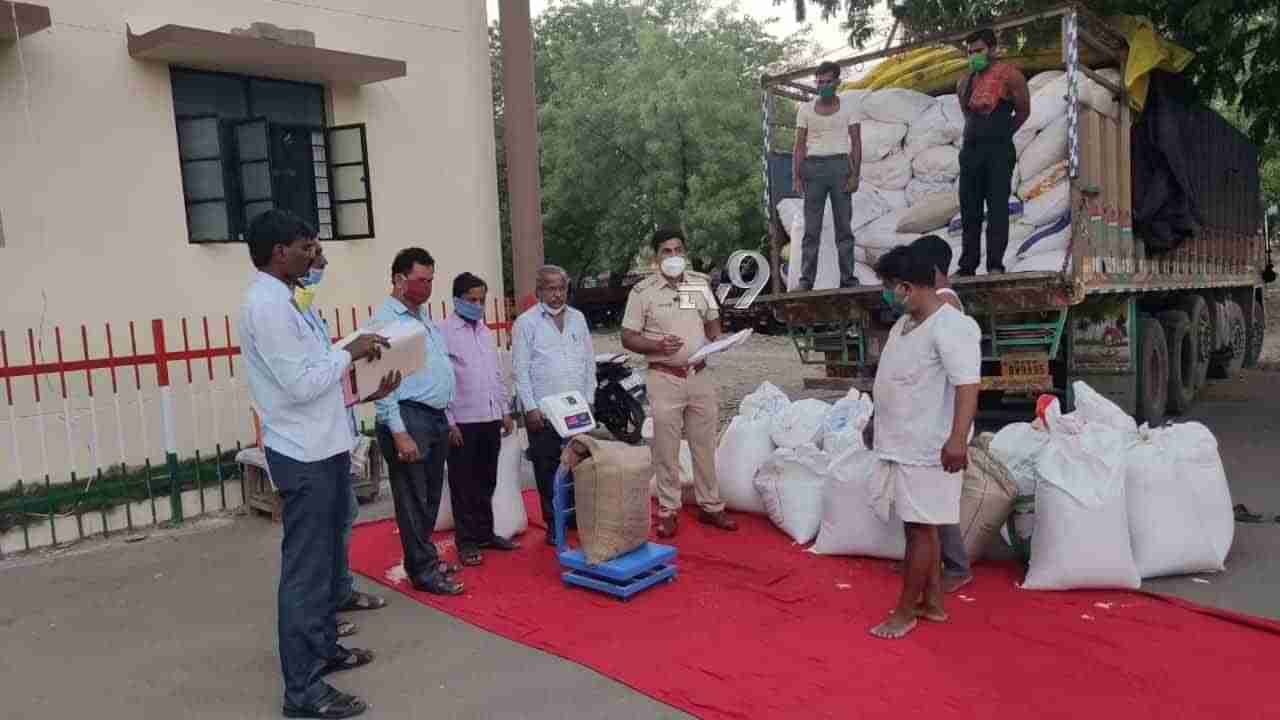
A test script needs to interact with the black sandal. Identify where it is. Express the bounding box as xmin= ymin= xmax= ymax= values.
xmin=459 ymin=547 xmax=484 ymax=567
xmin=337 ymin=591 xmax=386 ymax=613
xmin=283 ymin=688 xmax=368 ymax=719
xmin=411 ymin=571 xmax=465 ymax=596
xmin=336 ymin=620 xmax=358 ymax=638
xmin=320 ymin=647 xmax=375 ymax=676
